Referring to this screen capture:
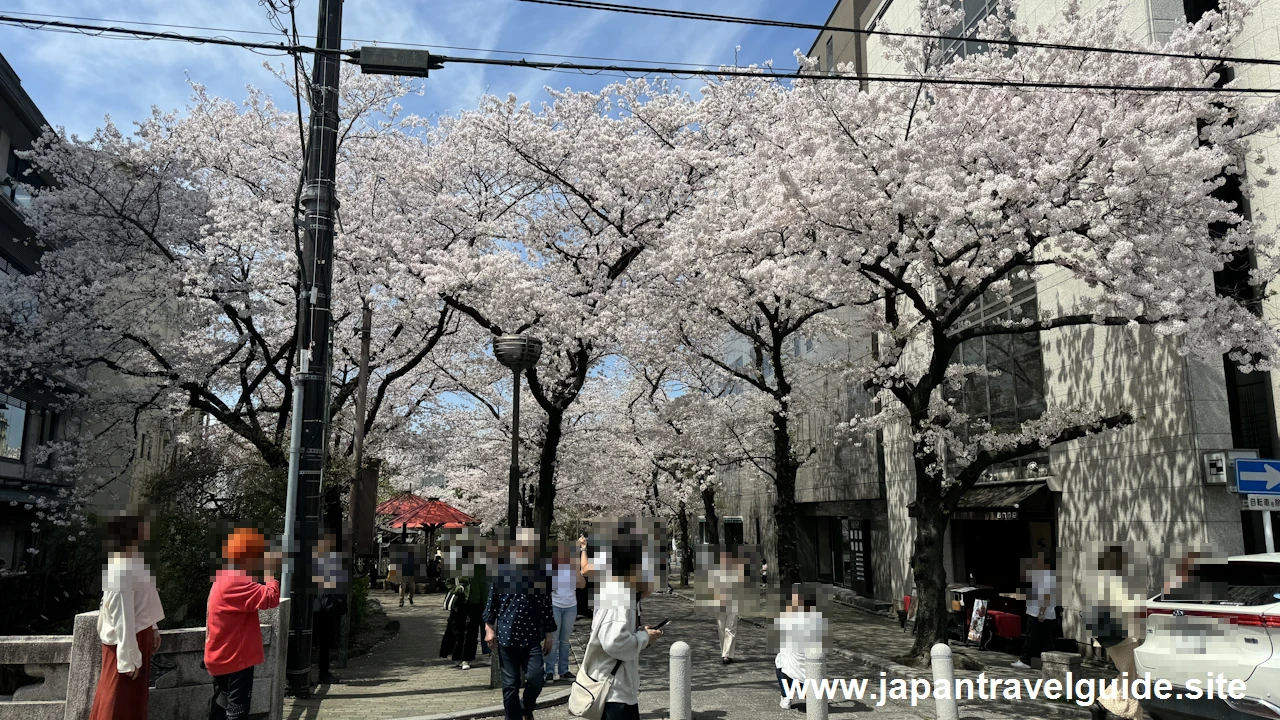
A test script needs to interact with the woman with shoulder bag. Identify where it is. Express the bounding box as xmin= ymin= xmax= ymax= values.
xmin=446 ymin=564 xmax=488 ymax=670
xmin=569 ymin=536 xmax=661 ymax=720
xmin=1085 ymin=545 xmax=1146 ymax=720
